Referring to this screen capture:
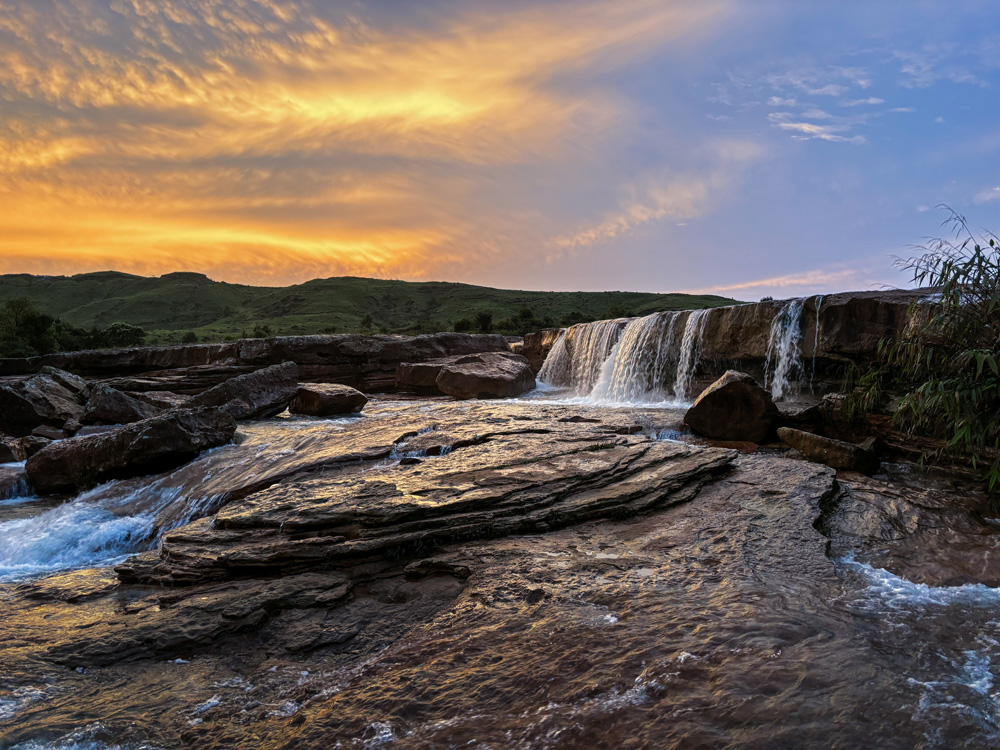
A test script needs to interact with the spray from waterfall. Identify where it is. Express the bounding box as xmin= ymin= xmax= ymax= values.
xmin=764 ymin=299 xmax=805 ymax=400
xmin=538 ymin=318 xmax=629 ymax=396
xmin=589 ymin=313 xmax=684 ymax=402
